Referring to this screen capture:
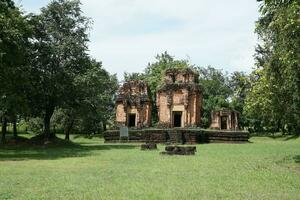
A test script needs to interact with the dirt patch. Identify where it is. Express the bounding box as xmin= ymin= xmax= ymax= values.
xmin=288 ymin=166 xmax=300 ymax=173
